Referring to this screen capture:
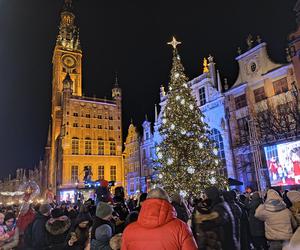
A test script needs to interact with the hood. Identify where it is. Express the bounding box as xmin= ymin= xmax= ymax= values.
xmin=205 ymin=186 xmax=221 ymax=205
xmin=223 ymin=191 xmax=234 ymax=202
xmin=137 ymin=199 xmax=176 ymax=228
xmin=287 ymin=191 xmax=300 ymax=204
xmin=266 ymin=189 xmax=283 ymax=202
xmin=46 ymin=215 xmax=71 ymax=235
xmin=264 ymin=199 xmax=286 ymax=212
